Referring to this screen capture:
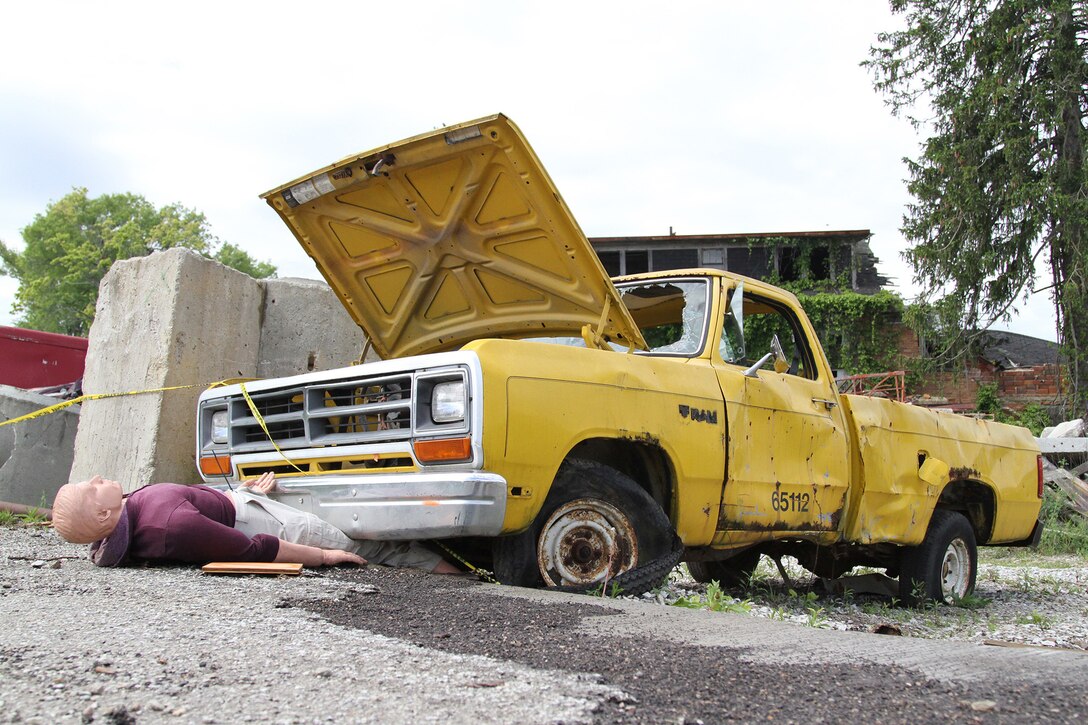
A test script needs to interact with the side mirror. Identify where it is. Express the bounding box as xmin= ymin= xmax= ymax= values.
xmin=771 ymin=335 xmax=789 ymax=374
xmin=743 ymin=334 xmax=788 ymax=378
